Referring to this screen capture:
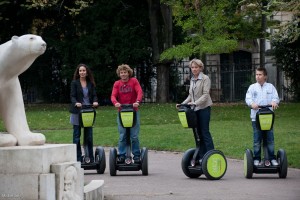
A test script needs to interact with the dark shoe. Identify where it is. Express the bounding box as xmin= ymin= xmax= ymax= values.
xmin=133 ymin=157 xmax=141 ymax=164
xmin=79 ymin=155 xmax=84 ymax=163
xmin=117 ymin=156 xmax=125 ymax=163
